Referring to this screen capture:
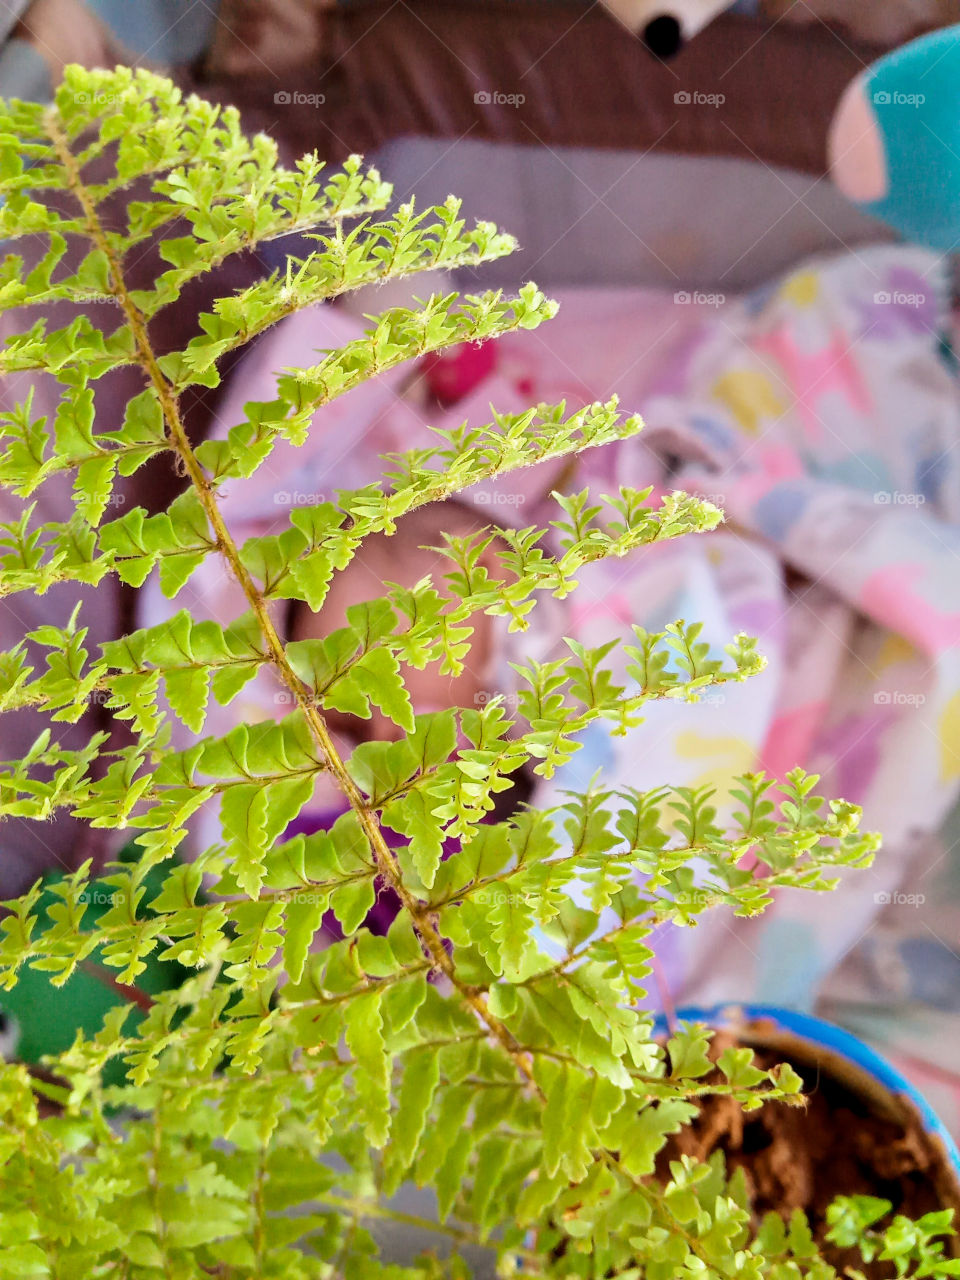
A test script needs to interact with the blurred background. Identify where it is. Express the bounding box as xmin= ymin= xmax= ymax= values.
xmin=5 ymin=0 xmax=960 ymax=1133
